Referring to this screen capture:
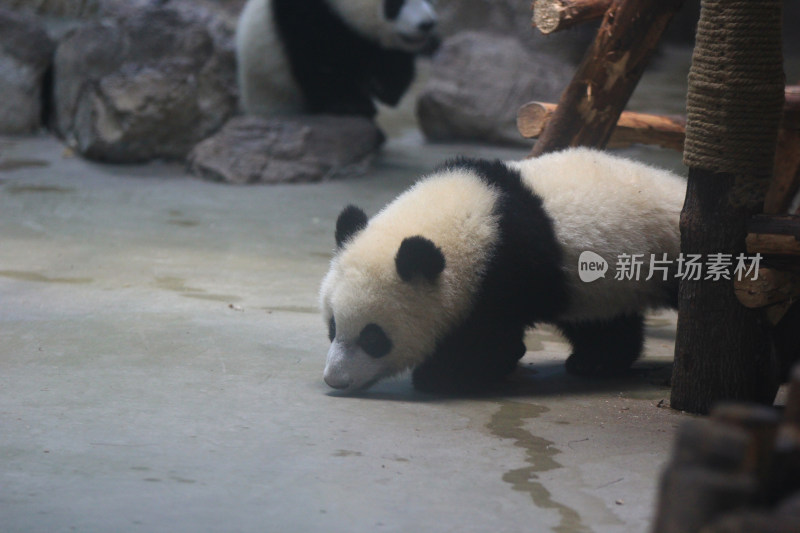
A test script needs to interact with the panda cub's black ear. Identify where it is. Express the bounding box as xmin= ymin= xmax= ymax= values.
xmin=395 ymin=236 xmax=445 ymax=283
xmin=335 ymin=205 xmax=368 ymax=248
